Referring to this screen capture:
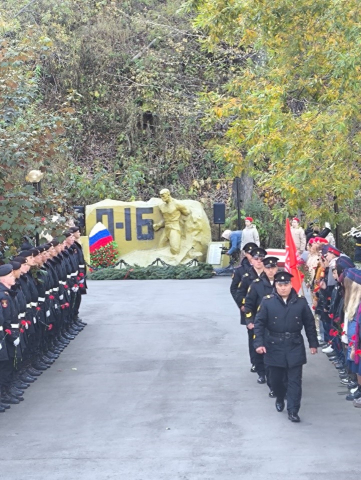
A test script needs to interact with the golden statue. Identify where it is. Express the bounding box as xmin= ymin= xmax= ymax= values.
xmin=153 ymin=189 xmax=190 ymax=255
